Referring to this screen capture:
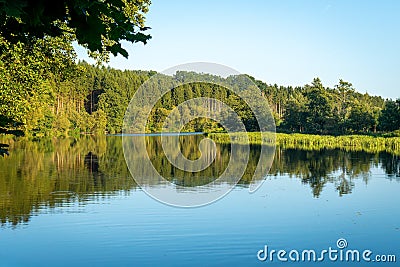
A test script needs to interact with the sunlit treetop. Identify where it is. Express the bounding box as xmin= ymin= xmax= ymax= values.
xmin=0 ymin=0 xmax=151 ymax=59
